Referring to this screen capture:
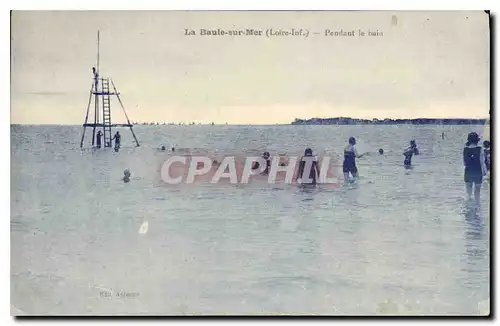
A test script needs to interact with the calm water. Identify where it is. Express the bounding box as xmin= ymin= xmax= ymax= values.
xmin=11 ymin=124 xmax=490 ymax=315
